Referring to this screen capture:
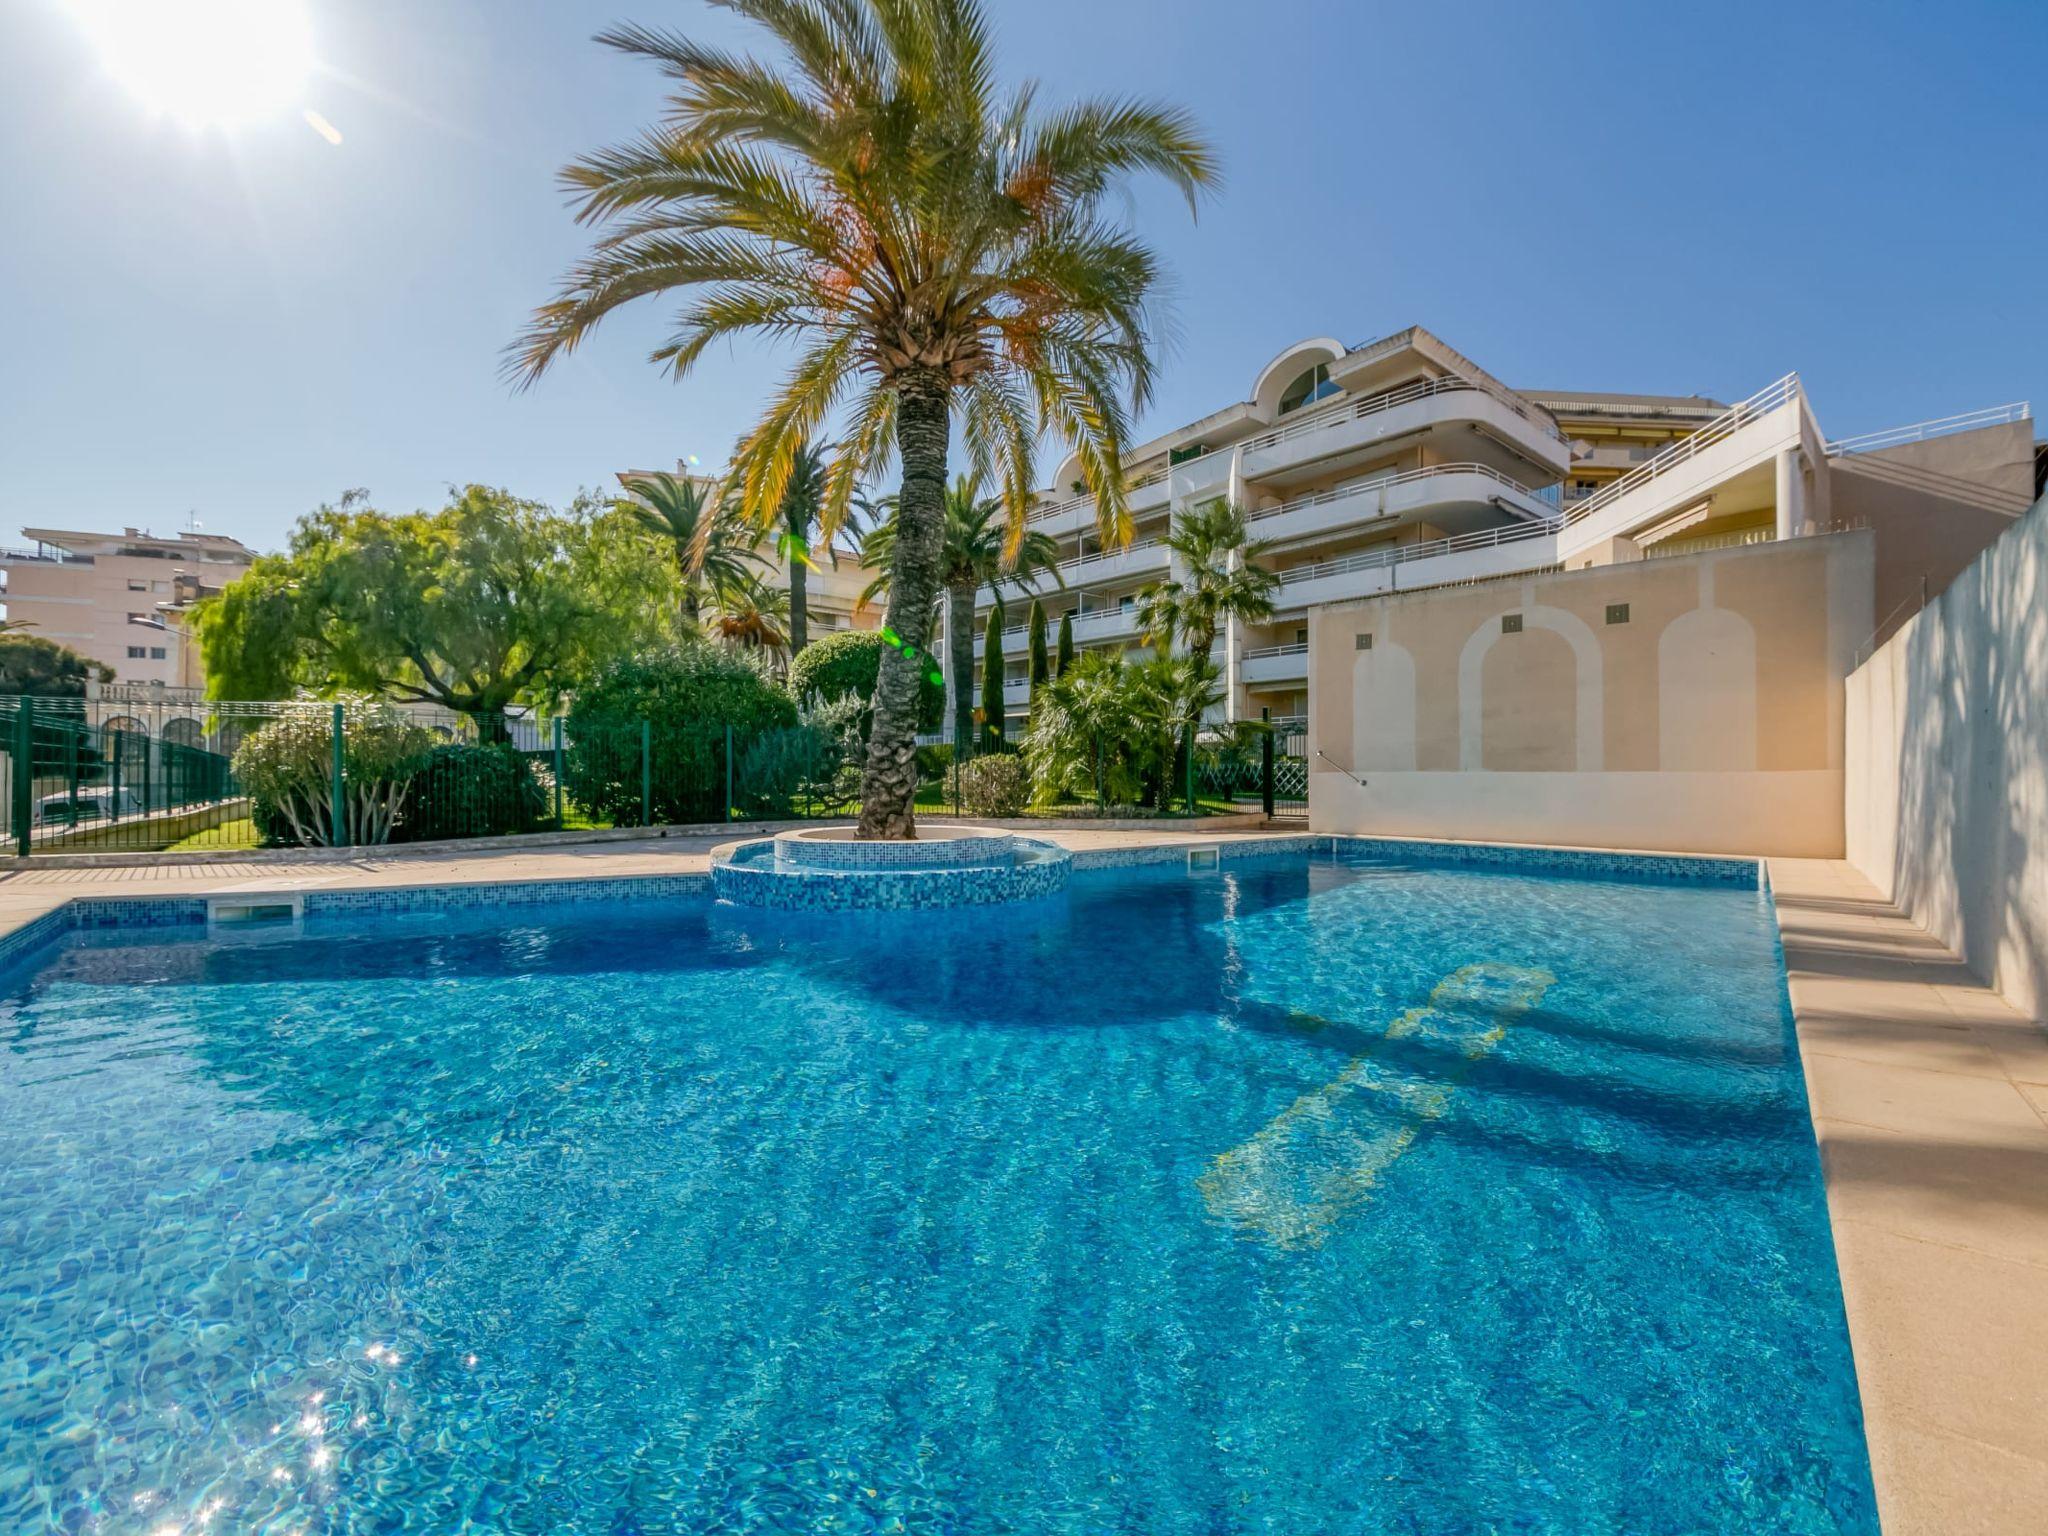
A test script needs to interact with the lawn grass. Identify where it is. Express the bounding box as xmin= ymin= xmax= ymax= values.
xmin=166 ymin=817 xmax=259 ymax=853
